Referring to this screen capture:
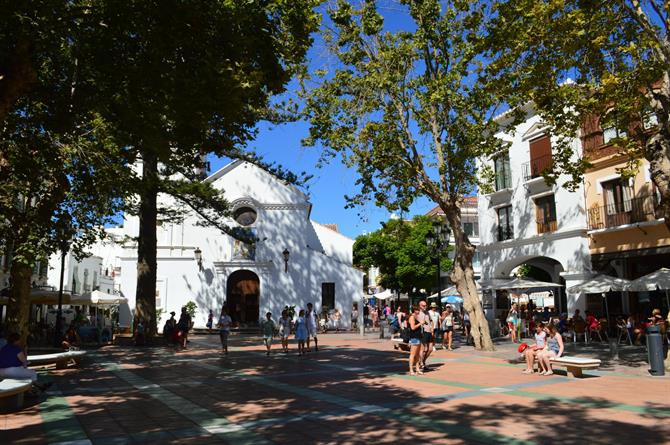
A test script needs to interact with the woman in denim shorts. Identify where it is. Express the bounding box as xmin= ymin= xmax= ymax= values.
xmin=407 ymin=306 xmax=424 ymax=375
